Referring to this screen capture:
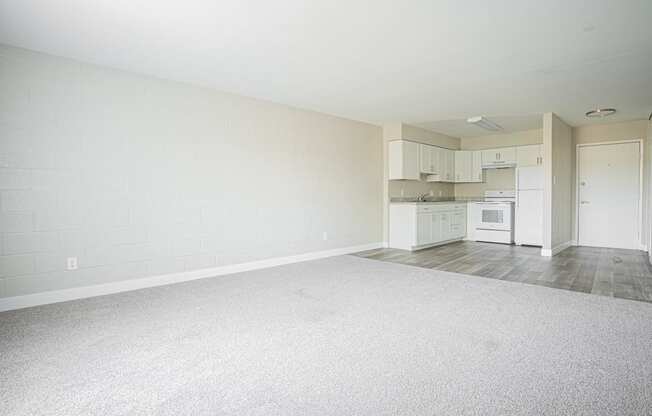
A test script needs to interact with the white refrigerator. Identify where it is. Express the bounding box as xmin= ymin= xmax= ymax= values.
xmin=515 ymin=166 xmax=544 ymax=246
